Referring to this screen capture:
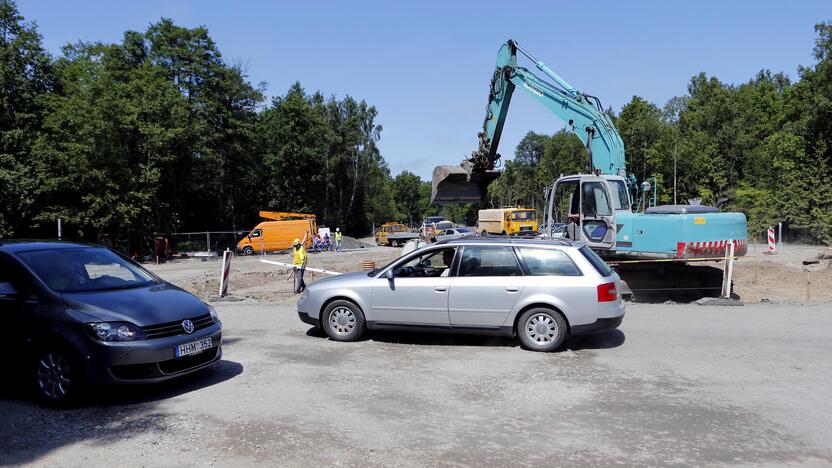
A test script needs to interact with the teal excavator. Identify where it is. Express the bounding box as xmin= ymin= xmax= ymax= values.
xmin=431 ymin=40 xmax=748 ymax=259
